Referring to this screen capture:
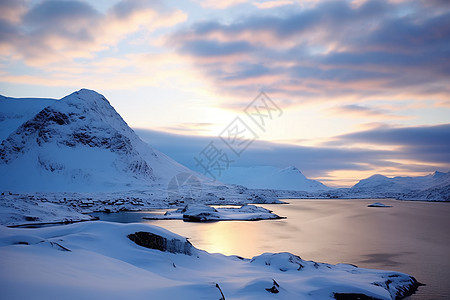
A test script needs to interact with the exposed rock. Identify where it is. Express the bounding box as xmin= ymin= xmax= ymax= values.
xmin=394 ymin=276 xmax=422 ymax=299
xmin=215 ymin=283 xmax=225 ymax=300
xmin=265 ymin=279 xmax=280 ymax=294
xmin=128 ymin=231 xmax=194 ymax=255
xmin=47 ymin=241 xmax=71 ymax=252
xmin=334 ymin=293 xmax=381 ymax=300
